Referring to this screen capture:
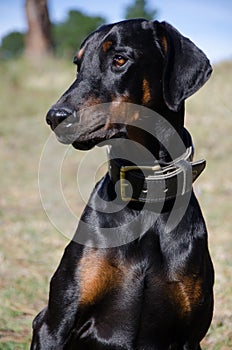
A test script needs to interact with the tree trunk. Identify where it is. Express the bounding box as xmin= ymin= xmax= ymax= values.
xmin=25 ymin=0 xmax=53 ymax=59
